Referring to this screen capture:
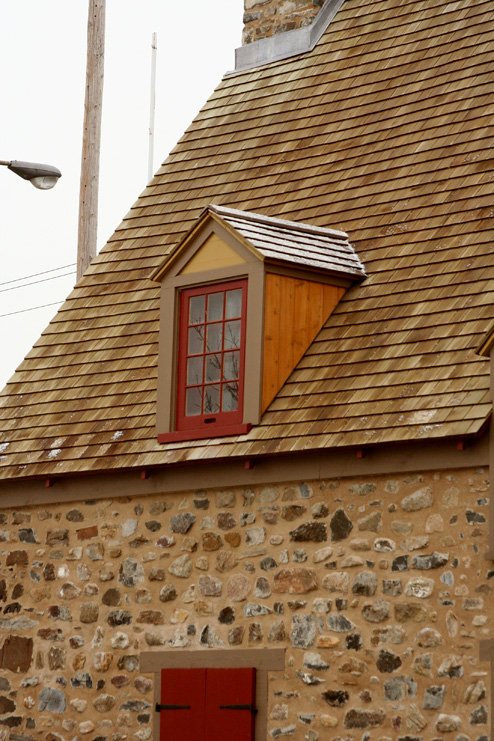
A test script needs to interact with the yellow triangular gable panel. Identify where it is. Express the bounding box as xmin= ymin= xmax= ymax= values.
xmin=179 ymin=233 xmax=246 ymax=275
